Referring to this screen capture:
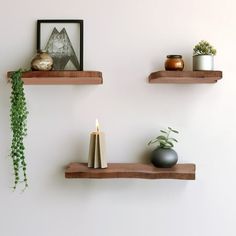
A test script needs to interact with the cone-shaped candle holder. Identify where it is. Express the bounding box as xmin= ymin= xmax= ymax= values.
xmin=88 ymin=120 xmax=107 ymax=168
